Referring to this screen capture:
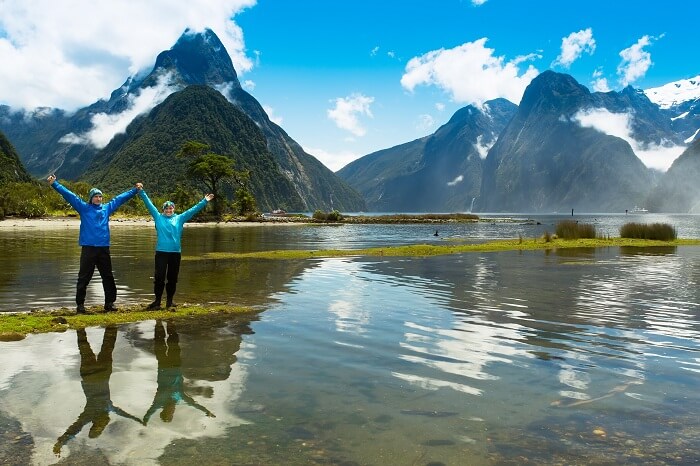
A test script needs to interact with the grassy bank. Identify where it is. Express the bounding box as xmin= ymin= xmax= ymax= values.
xmin=0 ymin=303 xmax=256 ymax=340
xmin=197 ymin=237 xmax=700 ymax=260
